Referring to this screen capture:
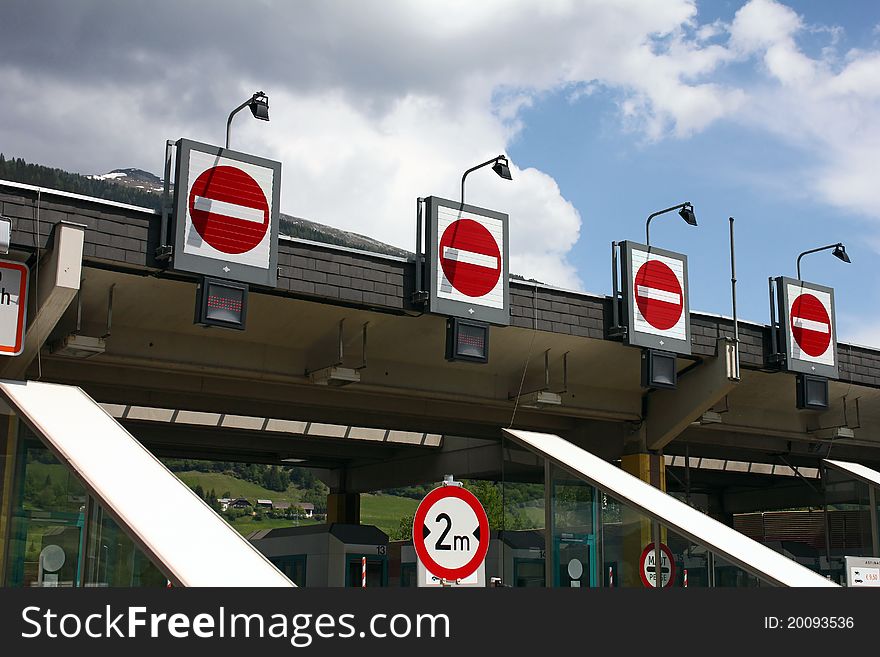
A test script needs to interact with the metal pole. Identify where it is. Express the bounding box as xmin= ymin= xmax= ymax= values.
xmin=544 ymin=459 xmax=553 ymax=588
xmin=159 ymin=140 xmax=174 ymax=254
xmin=768 ymin=277 xmax=779 ymax=359
xmin=460 ymin=156 xmax=503 ymax=208
xmin=796 ymin=243 xmax=844 ymax=281
xmin=653 ymin=519 xmax=662 ymax=589
xmin=729 ymin=217 xmax=740 ymax=379
xmin=414 ymin=198 xmax=424 ymax=299
xmin=225 ymin=99 xmax=250 ymax=149
xmin=611 ymin=241 xmax=620 ymax=329
xmin=870 ymin=486 xmax=879 ymax=558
